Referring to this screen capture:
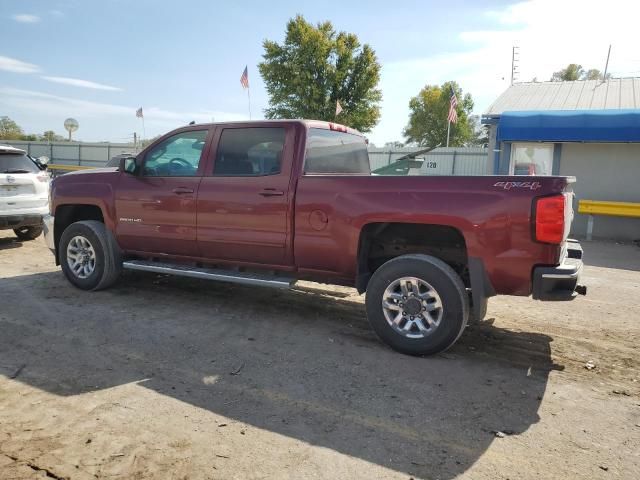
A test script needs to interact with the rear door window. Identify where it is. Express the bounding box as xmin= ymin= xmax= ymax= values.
xmin=304 ymin=129 xmax=370 ymax=174
xmin=213 ymin=128 xmax=286 ymax=176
